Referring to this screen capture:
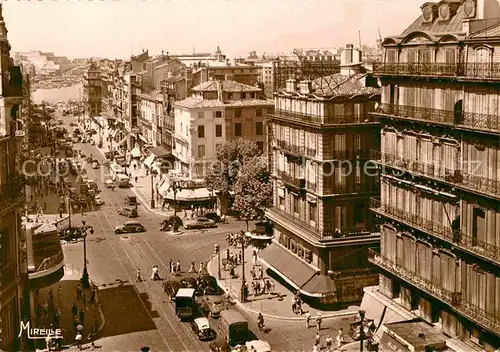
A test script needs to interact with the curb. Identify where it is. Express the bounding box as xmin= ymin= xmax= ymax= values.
xmin=206 ymin=256 xmax=358 ymax=322
xmin=129 ymin=185 xmax=170 ymax=217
